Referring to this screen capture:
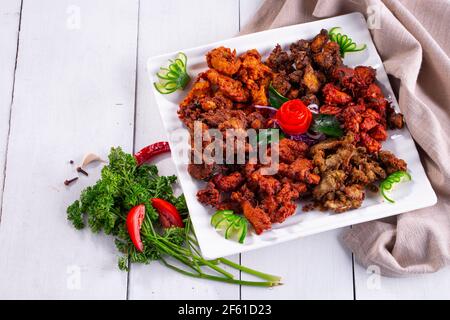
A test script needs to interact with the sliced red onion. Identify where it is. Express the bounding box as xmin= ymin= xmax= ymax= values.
xmin=254 ymin=105 xmax=278 ymax=113
xmin=306 ymin=131 xmax=325 ymax=140
xmin=307 ymin=103 xmax=319 ymax=114
xmin=287 ymin=132 xmax=325 ymax=146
